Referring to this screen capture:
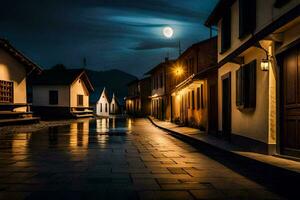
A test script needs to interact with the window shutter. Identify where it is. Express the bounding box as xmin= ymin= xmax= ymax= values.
xmin=236 ymin=60 xmax=256 ymax=110
xmin=239 ymin=0 xmax=245 ymax=38
xmin=239 ymin=0 xmax=256 ymax=38
xmin=192 ymin=91 xmax=195 ymax=110
xmin=197 ymin=87 xmax=200 ymax=110
xmin=200 ymin=84 xmax=204 ymax=109
xmin=188 ymin=92 xmax=191 ymax=109
xmin=274 ymin=0 xmax=291 ymax=8
xmin=248 ymin=0 xmax=256 ymax=34
xmin=221 ymin=11 xmax=231 ymax=52
xmin=236 ymin=67 xmax=244 ymax=108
